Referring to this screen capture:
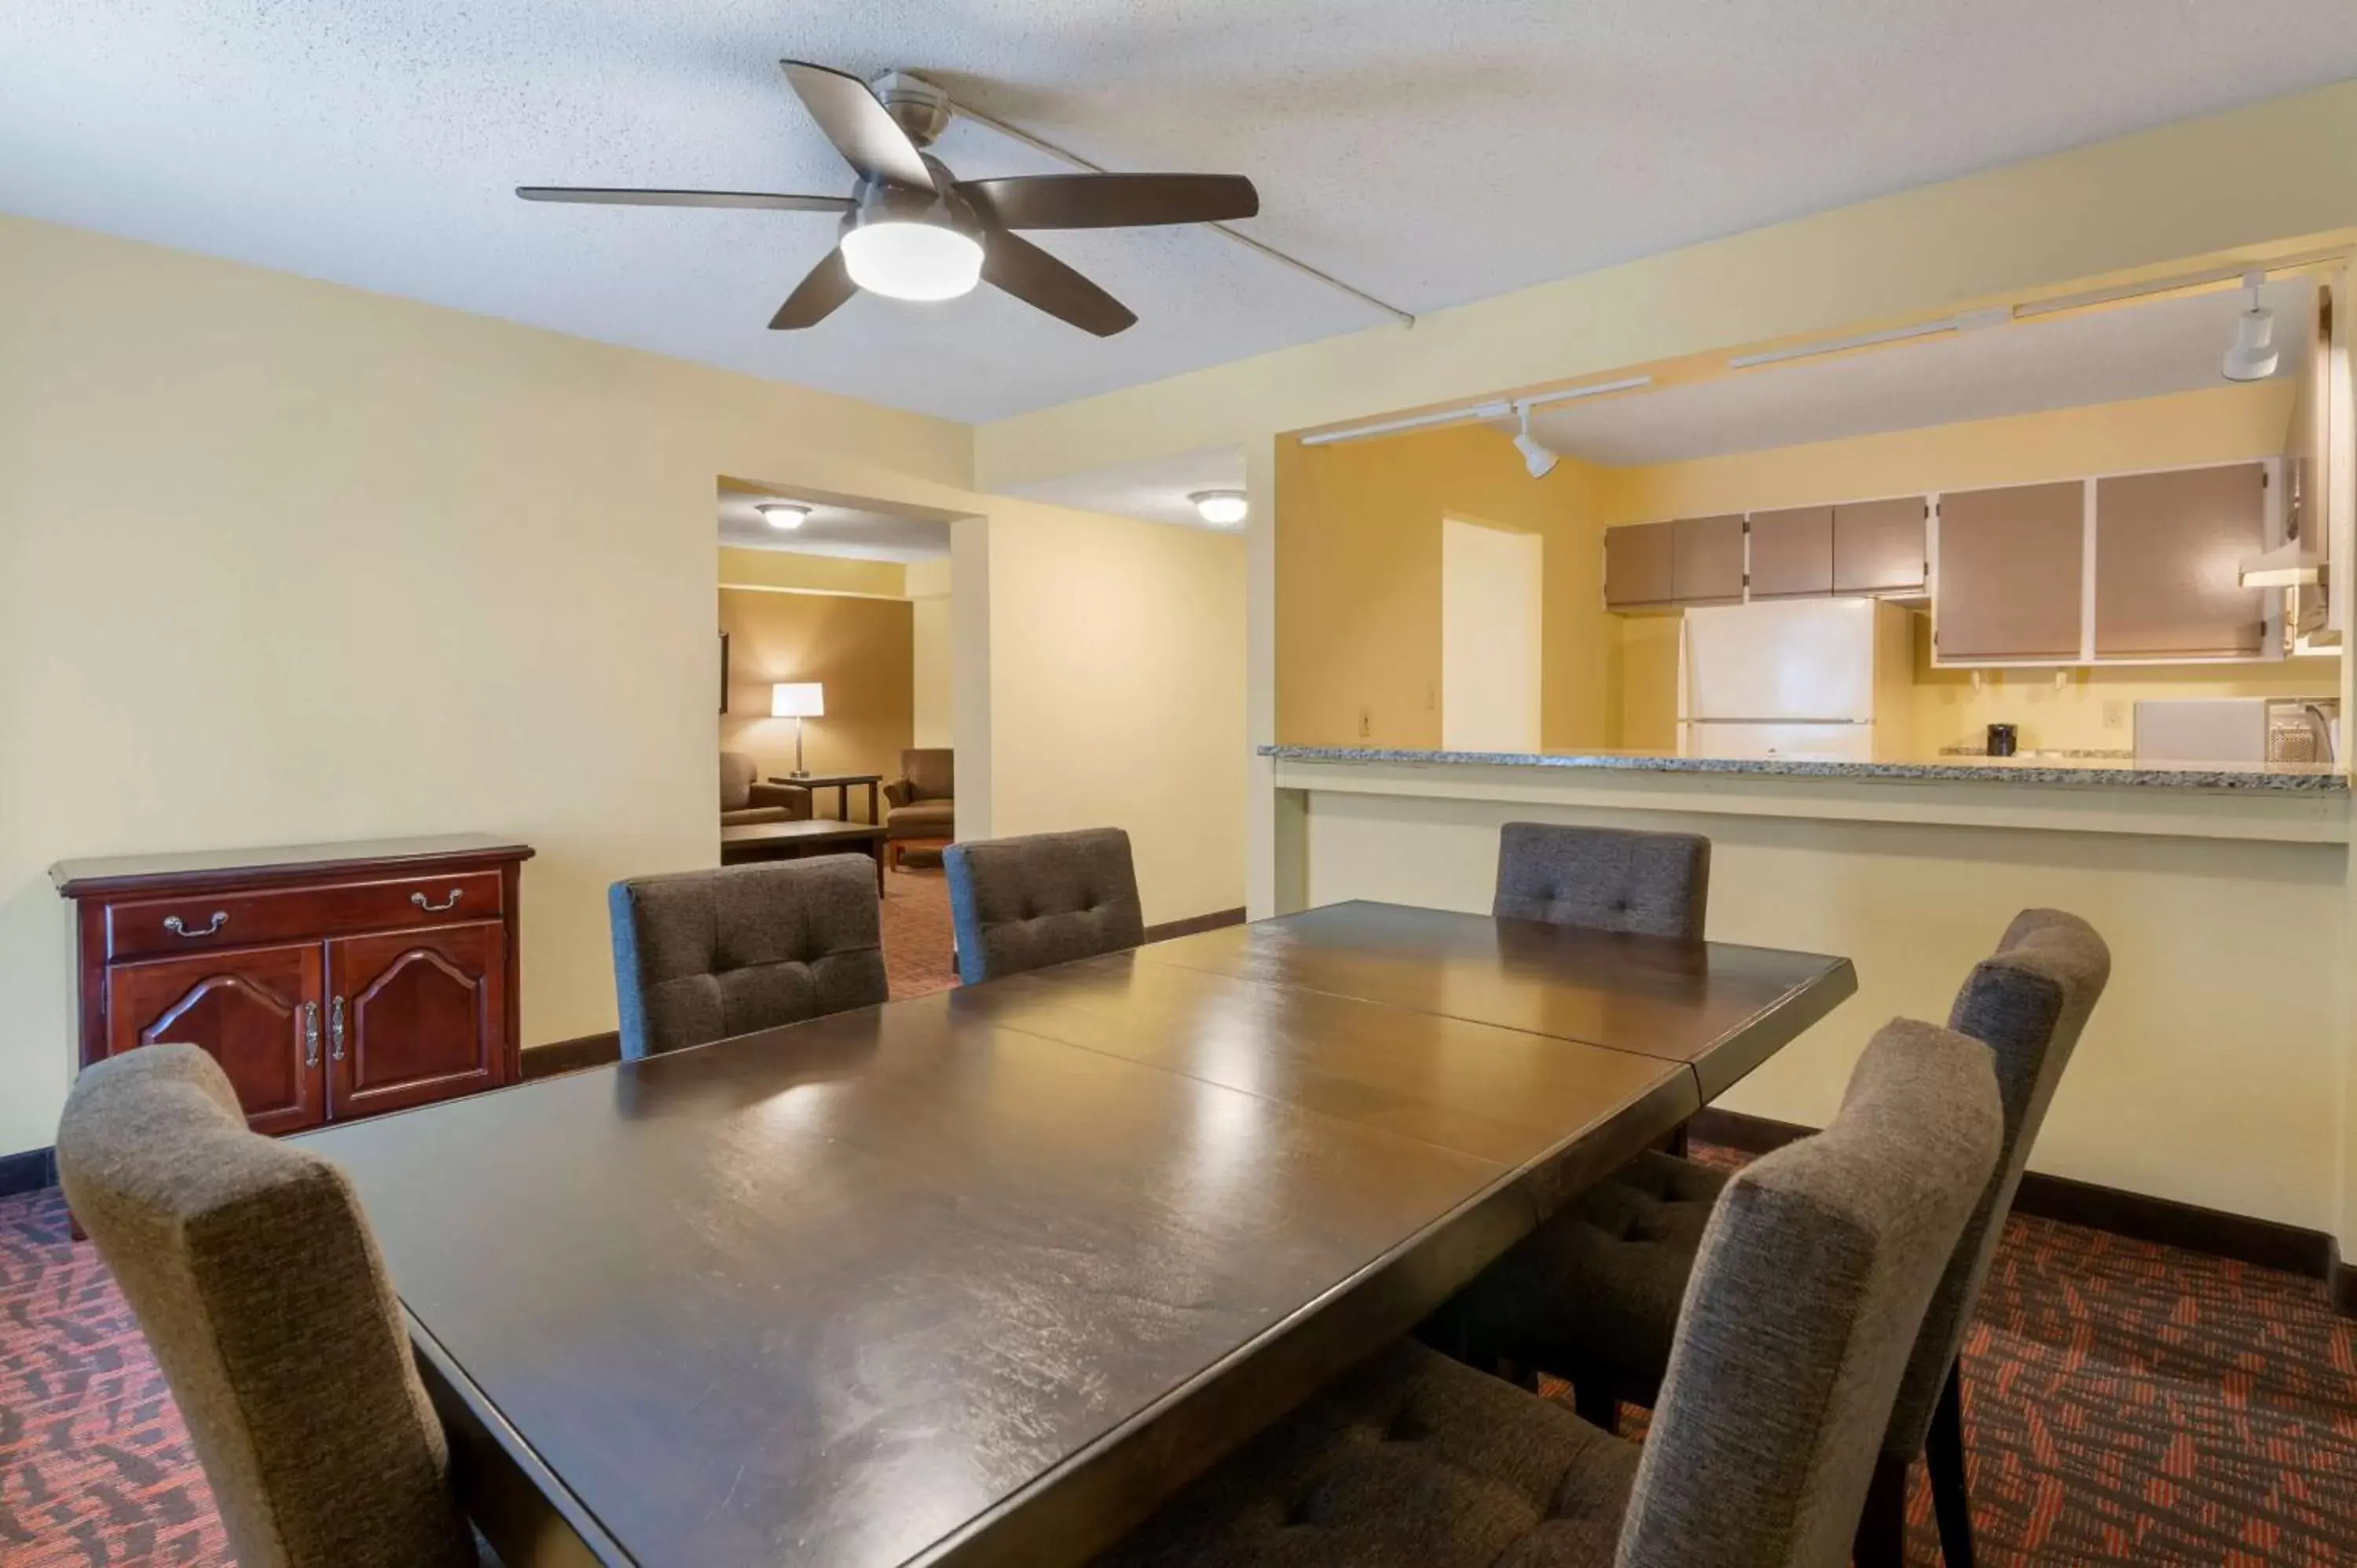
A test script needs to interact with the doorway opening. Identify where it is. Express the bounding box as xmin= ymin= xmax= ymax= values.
xmin=1441 ymin=517 xmax=1544 ymax=753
